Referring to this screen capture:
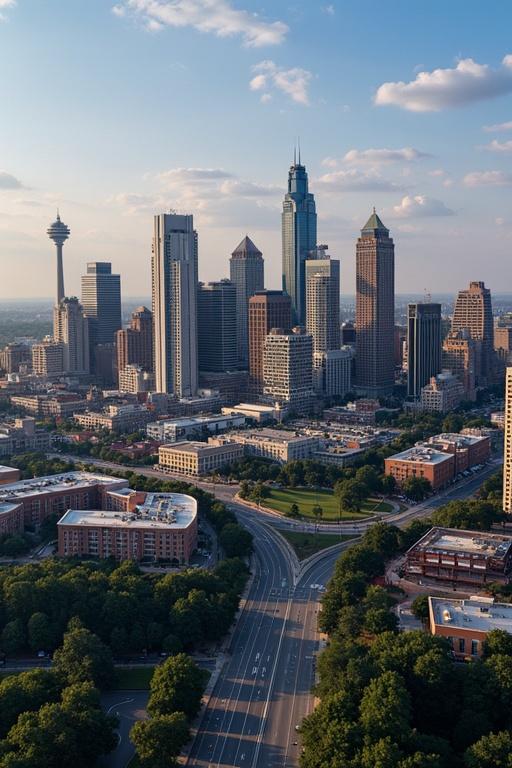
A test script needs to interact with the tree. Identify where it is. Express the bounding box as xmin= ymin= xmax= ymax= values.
xmin=411 ymin=595 xmax=430 ymax=623
xmin=381 ymin=474 xmax=396 ymax=496
xmin=355 ymin=466 xmax=381 ymax=494
xmin=0 ymin=669 xmax=62 ymax=738
xmin=53 ymin=626 xmax=115 ymax=689
xmin=218 ymin=524 xmax=253 ymax=558
xmin=334 ymin=479 xmax=366 ymax=512
xmin=442 ymin=413 xmax=464 ymax=433
xmin=313 ymin=505 xmax=323 ymax=521
xmin=27 ymin=612 xmax=55 ymax=652
xmin=0 ymin=620 xmax=25 ymax=655
xmin=359 ymin=670 xmax=412 ymax=745
xmin=131 ymin=712 xmax=190 ymax=768
xmin=402 ymin=476 xmax=431 ymax=502
xmin=483 ymin=629 xmax=512 ymax=659
xmin=288 ymin=502 xmax=300 ymax=518
xmin=464 ymin=730 xmax=512 ymax=768
xmin=148 ymin=653 xmax=209 ymax=719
